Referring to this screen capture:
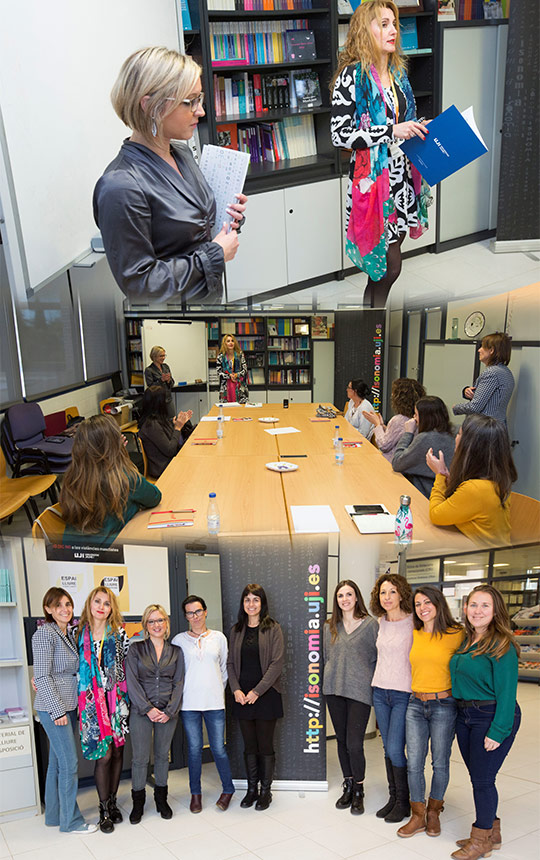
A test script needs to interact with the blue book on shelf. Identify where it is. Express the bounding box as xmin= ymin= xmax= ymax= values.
xmin=401 ymin=104 xmax=488 ymax=186
xmin=180 ymin=0 xmax=192 ymax=31
xmin=400 ymin=18 xmax=418 ymax=51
